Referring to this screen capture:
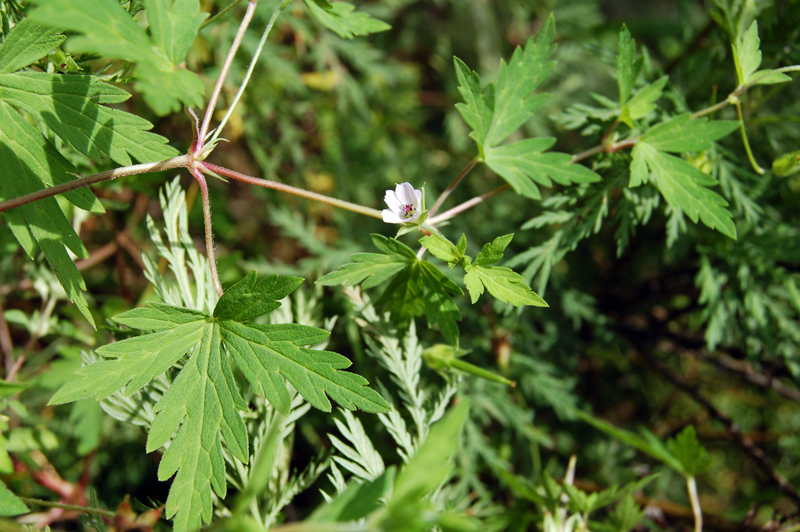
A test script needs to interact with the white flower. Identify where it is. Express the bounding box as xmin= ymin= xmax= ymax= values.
xmin=382 ymin=182 xmax=423 ymax=224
